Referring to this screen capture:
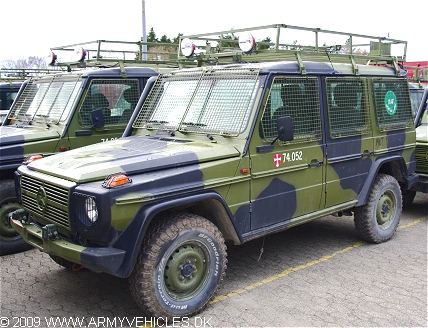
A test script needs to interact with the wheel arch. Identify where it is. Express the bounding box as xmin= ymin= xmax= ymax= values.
xmin=356 ymin=155 xmax=411 ymax=207
xmin=112 ymin=191 xmax=241 ymax=278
